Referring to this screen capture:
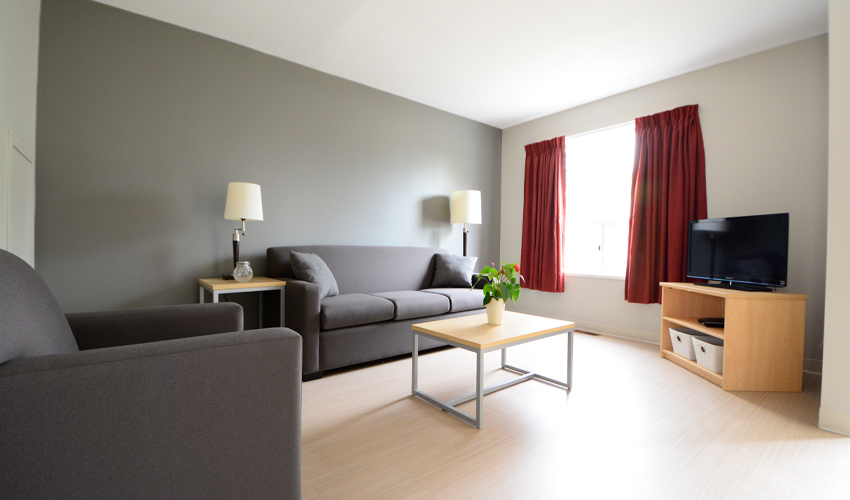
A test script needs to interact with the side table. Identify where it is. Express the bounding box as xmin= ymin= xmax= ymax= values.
xmin=199 ymin=277 xmax=286 ymax=329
